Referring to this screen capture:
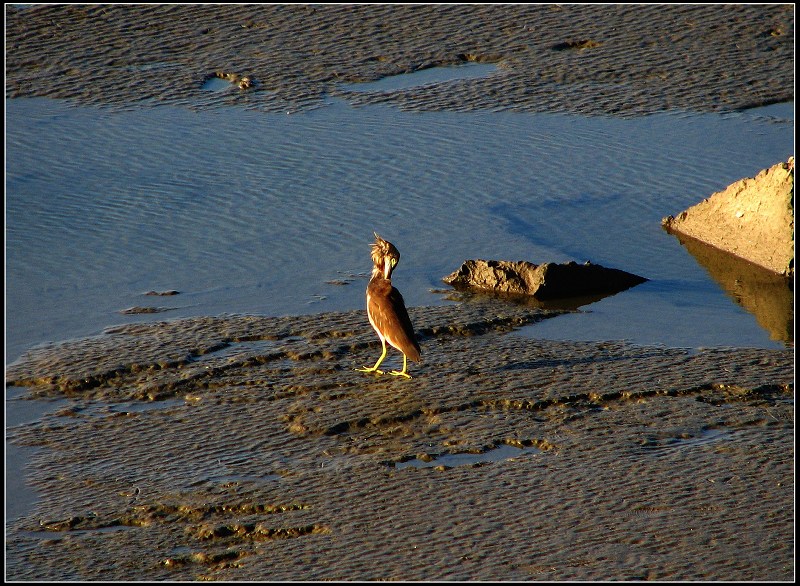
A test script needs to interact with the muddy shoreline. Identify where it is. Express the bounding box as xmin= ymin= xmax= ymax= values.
xmin=5 ymin=4 xmax=795 ymax=581
xmin=5 ymin=304 xmax=795 ymax=581
xmin=5 ymin=4 xmax=794 ymax=116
